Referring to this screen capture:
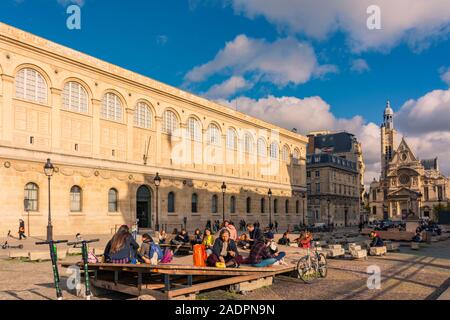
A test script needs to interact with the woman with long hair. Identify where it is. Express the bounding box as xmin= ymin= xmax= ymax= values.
xmin=104 ymin=225 xmax=139 ymax=264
